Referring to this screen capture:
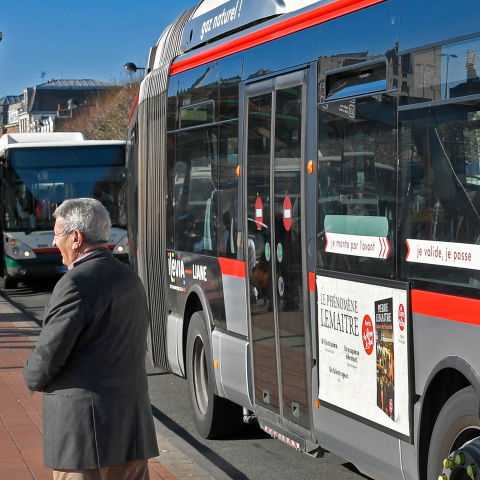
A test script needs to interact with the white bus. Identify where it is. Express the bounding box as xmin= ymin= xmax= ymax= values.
xmin=0 ymin=132 xmax=128 ymax=288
